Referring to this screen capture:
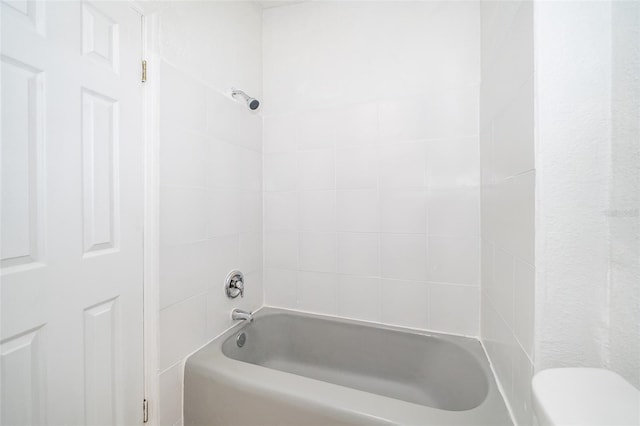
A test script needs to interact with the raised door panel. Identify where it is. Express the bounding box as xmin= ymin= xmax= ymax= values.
xmin=81 ymin=88 xmax=120 ymax=256
xmin=0 ymin=326 xmax=46 ymax=426
xmin=0 ymin=56 xmax=45 ymax=270
xmin=82 ymin=2 xmax=119 ymax=73
xmin=83 ymin=298 xmax=119 ymax=425
xmin=1 ymin=0 xmax=45 ymax=35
